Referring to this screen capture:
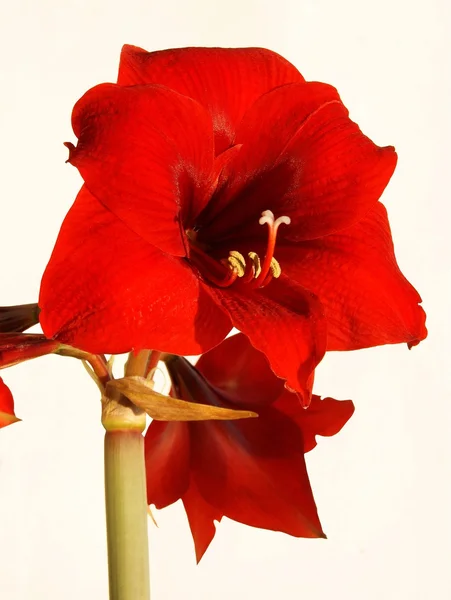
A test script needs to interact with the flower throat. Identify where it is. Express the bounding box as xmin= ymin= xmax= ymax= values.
xmin=187 ymin=210 xmax=290 ymax=289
